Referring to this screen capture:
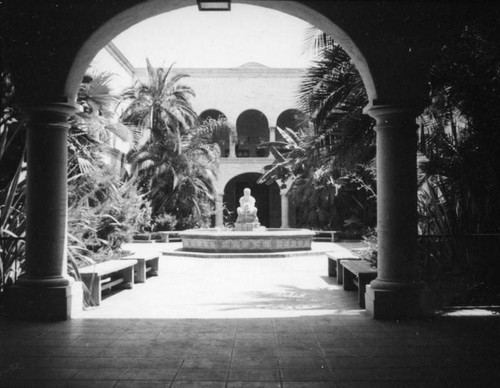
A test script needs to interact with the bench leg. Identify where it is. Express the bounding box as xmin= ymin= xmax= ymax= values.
xmin=119 ymin=267 xmax=134 ymax=289
xmin=135 ymin=261 xmax=146 ymax=283
xmin=337 ymin=260 xmax=344 ymax=285
xmin=328 ymin=258 xmax=336 ymax=277
xmin=82 ymin=274 xmax=102 ymax=306
xmin=343 ymin=267 xmax=356 ymax=291
xmin=358 ymin=276 xmax=367 ymax=308
xmin=358 ymin=274 xmax=376 ymax=309
xmin=149 ymin=258 xmax=159 ymax=277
